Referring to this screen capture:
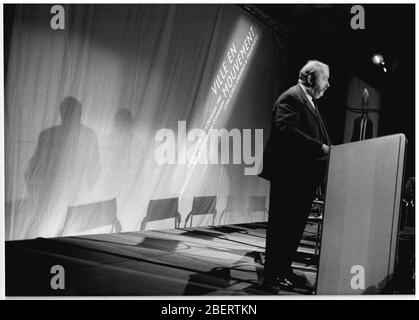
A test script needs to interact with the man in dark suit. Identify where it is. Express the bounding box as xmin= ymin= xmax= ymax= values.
xmin=259 ymin=60 xmax=331 ymax=290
